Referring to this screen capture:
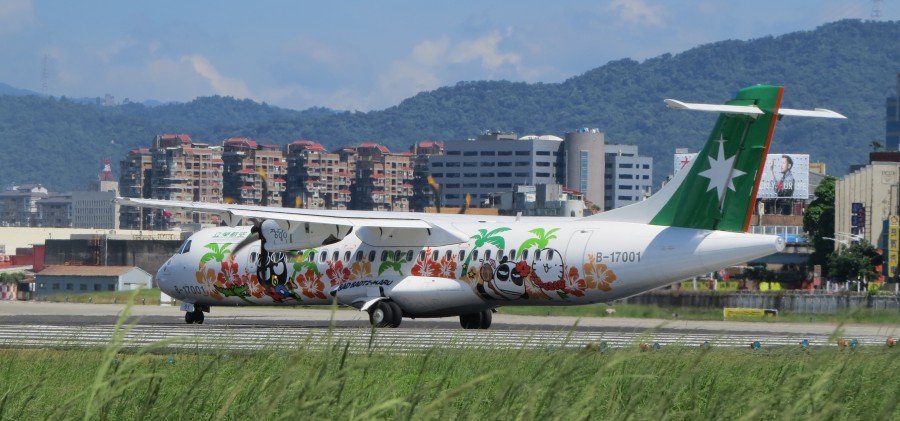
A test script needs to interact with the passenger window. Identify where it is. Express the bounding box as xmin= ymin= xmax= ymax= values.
xmin=485 ymin=250 xmax=492 ymax=260
xmin=497 ymin=249 xmax=504 ymax=260
xmin=406 ymin=250 xmax=414 ymax=261
xmin=395 ymin=250 xmax=402 ymax=261
xmin=546 ymin=250 xmax=554 ymax=260
xmin=320 ymin=250 xmax=327 ymax=262
xmin=382 ymin=250 xmax=389 ymax=261
xmin=445 ymin=250 xmax=452 ymax=261
xmin=458 ymin=250 xmax=465 ymax=261
xmin=249 ymin=251 xmax=258 ymax=265
xmin=355 ymin=251 xmax=363 ymax=262
xmin=431 ymin=250 xmax=439 ymax=261
xmin=307 ymin=251 xmax=316 ymax=262
xmin=418 ymin=250 xmax=426 ymax=261
xmin=368 ymin=250 xmax=376 ymax=262
xmin=344 ymin=251 xmax=351 ymax=261
xmin=472 ymin=250 xmax=479 ymax=261
xmin=535 ymin=249 xmax=542 ymax=261
xmin=332 ymin=251 xmax=339 ymax=261
xmin=509 ymin=249 xmax=516 ymax=260
xmin=522 ymin=249 xmax=529 ymax=261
